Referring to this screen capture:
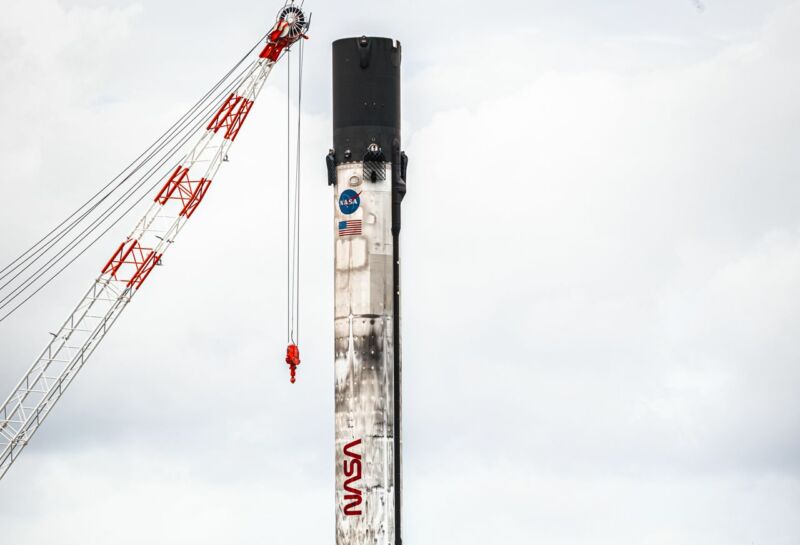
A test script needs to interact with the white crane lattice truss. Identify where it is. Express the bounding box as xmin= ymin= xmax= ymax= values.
xmin=0 ymin=4 xmax=308 ymax=480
